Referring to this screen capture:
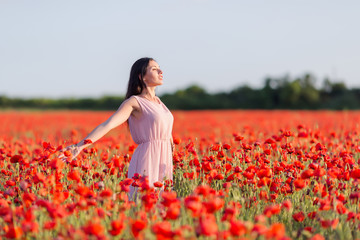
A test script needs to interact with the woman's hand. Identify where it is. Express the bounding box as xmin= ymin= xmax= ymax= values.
xmin=58 ymin=144 xmax=82 ymax=162
xmin=170 ymin=138 xmax=175 ymax=152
